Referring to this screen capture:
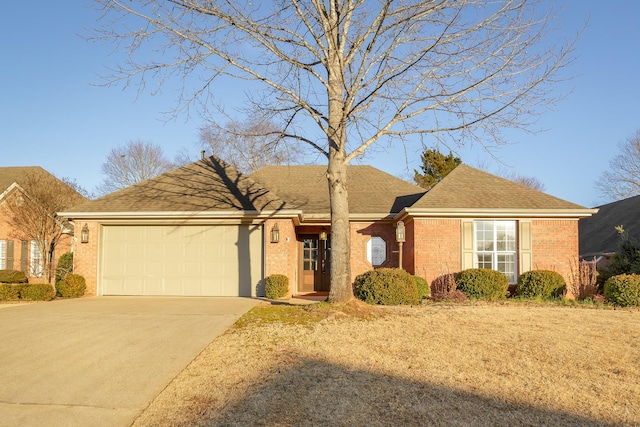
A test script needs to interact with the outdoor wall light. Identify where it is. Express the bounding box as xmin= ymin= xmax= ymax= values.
xmin=81 ymin=223 xmax=89 ymax=244
xmin=396 ymin=220 xmax=405 ymax=243
xmin=270 ymin=224 xmax=280 ymax=243
xmin=319 ymin=228 xmax=327 ymax=241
